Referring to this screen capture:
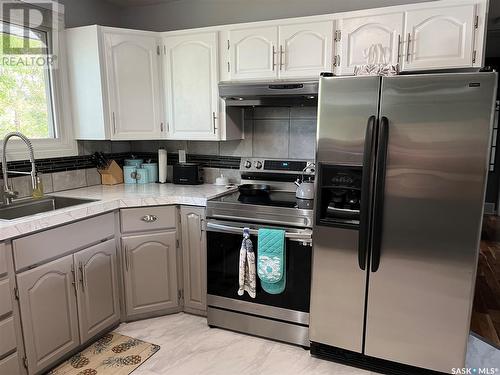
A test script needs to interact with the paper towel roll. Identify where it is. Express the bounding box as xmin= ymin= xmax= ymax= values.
xmin=158 ymin=148 xmax=167 ymax=183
